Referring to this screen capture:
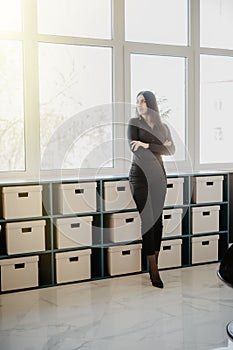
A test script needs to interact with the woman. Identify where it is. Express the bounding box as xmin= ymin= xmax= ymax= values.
xmin=127 ymin=90 xmax=175 ymax=288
